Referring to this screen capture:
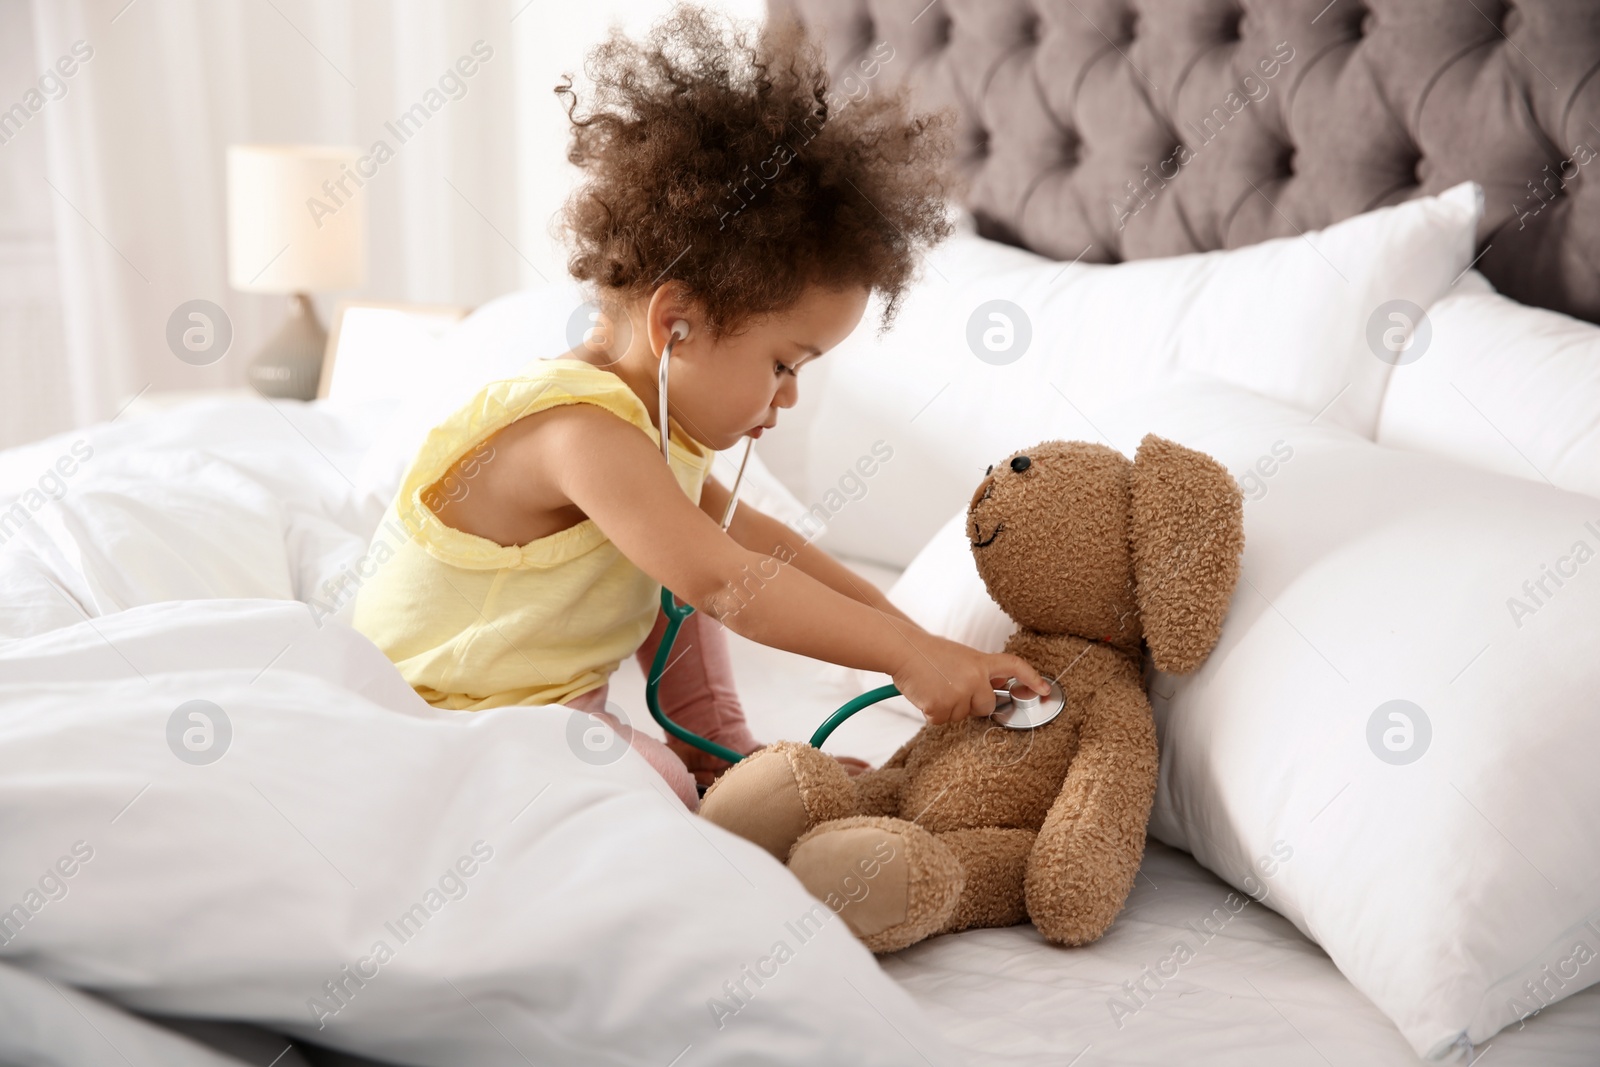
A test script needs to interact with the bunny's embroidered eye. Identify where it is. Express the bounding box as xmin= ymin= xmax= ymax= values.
xmin=1011 ymin=455 xmax=1032 ymax=473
